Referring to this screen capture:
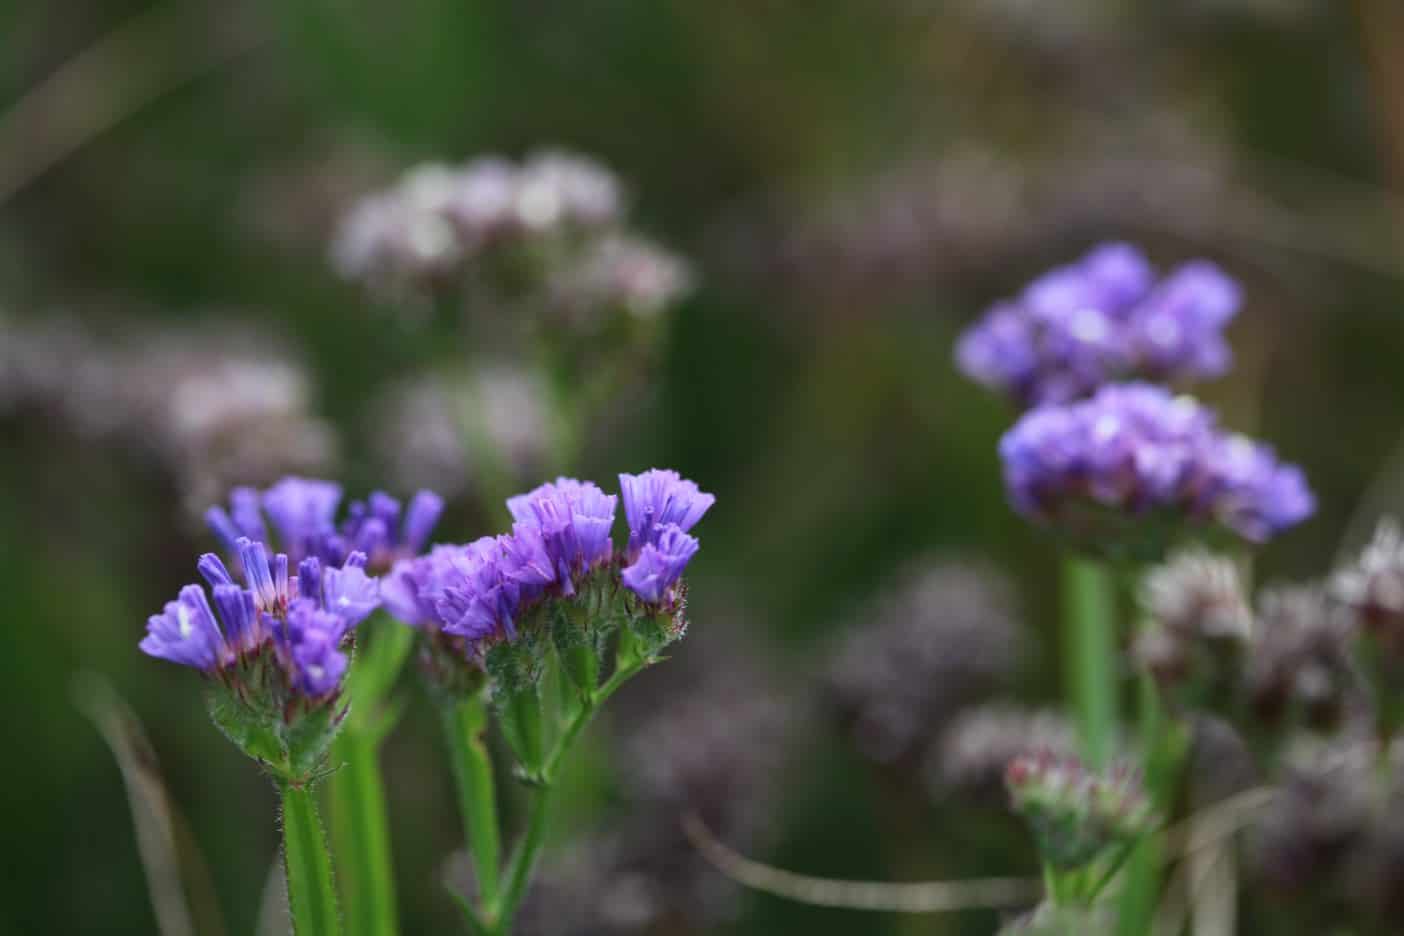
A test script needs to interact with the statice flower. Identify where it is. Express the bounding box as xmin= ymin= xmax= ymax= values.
xmin=956 ymin=243 xmax=1241 ymax=406
xmin=999 ymin=382 xmax=1313 ymax=552
xmin=385 ymin=470 xmax=711 ymax=677
xmin=206 ymin=475 xmax=443 ymax=572
xmin=142 ymin=541 xmax=374 ymax=684
xmin=617 ymin=469 xmax=714 ymax=610
xmin=507 ymin=478 xmax=618 ymax=594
